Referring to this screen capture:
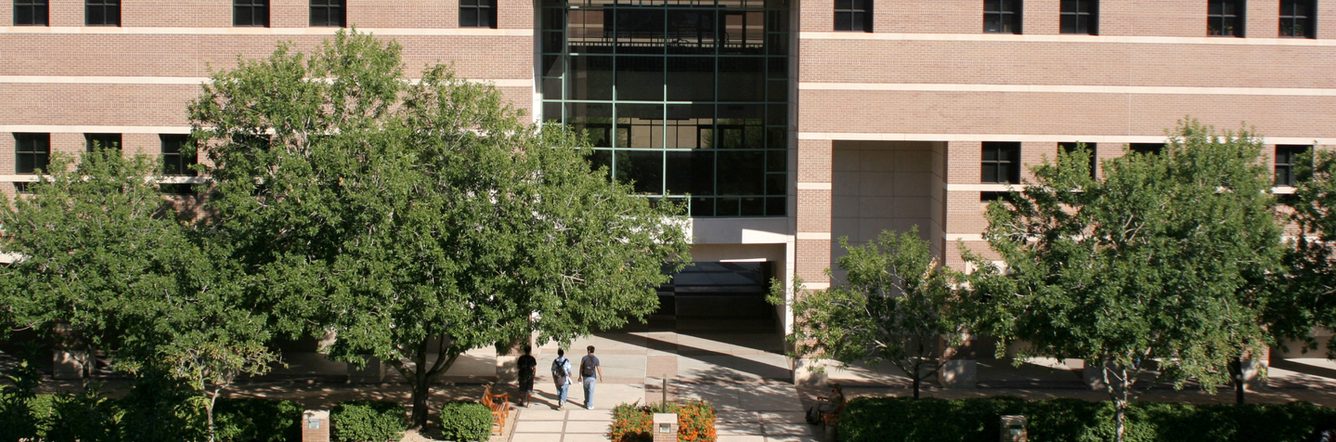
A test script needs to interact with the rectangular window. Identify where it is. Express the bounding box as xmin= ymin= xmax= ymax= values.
xmin=14 ymin=0 xmax=48 ymax=25
xmin=982 ymin=142 xmax=1021 ymax=184
xmin=160 ymin=134 xmax=197 ymax=176
xmin=1275 ymin=145 xmax=1311 ymax=186
xmin=1129 ymin=143 xmax=1164 ymax=155
xmin=1280 ymin=0 xmax=1316 ymax=38
xmin=1208 ymin=0 xmax=1245 ymax=37
xmin=459 ymin=0 xmax=496 ymax=28
xmin=834 ymin=0 xmax=872 ymax=32
xmin=984 ymin=0 xmax=1022 ymax=34
xmin=310 ymin=0 xmax=345 ymax=27
xmin=1060 ymin=0 xmax=1097 ymax=34
xmin=1059 ymin=142 xmax=1098 ymax=178
xmin=85 ymin=0 xmax=119 ymax=26
xmin=15 ymin=133 xmax=50 ymax=174
xmin=234 ymin=0 xmax=269 ymax=27
xmin=85 ymin=133 xmax=121 ymax=152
